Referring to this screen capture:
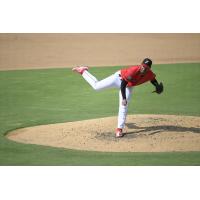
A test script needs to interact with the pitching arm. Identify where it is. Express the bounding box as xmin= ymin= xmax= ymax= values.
xmin=151 ymin=79 xmax=159 ymax=87
xmin=121 ymin=79 xmax=128 ymax=105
